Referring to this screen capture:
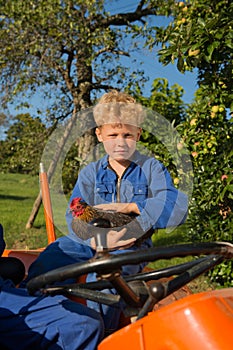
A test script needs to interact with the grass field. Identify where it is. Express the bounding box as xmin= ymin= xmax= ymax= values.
xmin=0 ymin=172 xmax=215 ymax=292
xmin=0 ymin=173 xmax=58 ymax=249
